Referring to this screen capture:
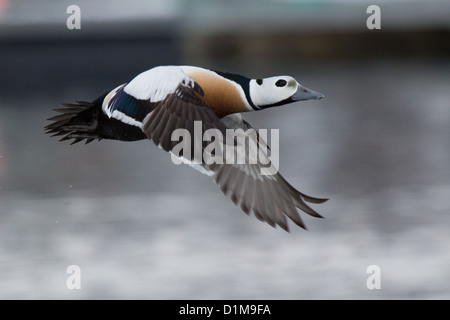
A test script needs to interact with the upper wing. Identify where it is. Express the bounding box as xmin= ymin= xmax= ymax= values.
xmin=141 ymin=76 xmax=327 ymax=231
xmin=103 ymin=84 xmax=158 ymax=128
xmin=143 ymin=83 xmax=228 ymax=154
